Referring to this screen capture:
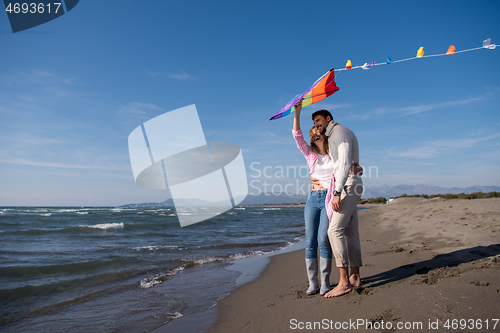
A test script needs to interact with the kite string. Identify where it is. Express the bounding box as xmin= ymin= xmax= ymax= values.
xmin=334 ymin=46 xmax=488 ymax=72
xmin=453 ymin=46 xmax=484 ymax=54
